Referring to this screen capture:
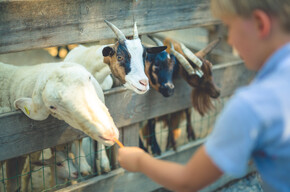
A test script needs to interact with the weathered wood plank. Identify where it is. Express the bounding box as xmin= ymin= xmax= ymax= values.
xmin=0 ymin=61 xmax=255 ymax=161
xmin=56 ymin=139 xmax=256 ymax=192
xmin=56 ymin=140 xmax=204 ymax=192
xmin=122 ymin=123 xmax=139 ymax=147
xmin=0 ymin=0 xmax=219 ymax=54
